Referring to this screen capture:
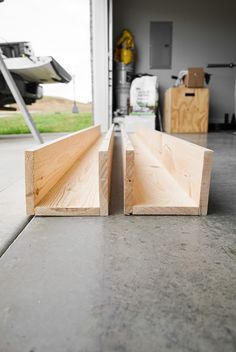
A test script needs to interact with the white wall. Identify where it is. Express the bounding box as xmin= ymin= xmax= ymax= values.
xmin=113 ymin=0 xmax=236 ymax=122
xmin=91 ymin=0 xmax=109 ymax=131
